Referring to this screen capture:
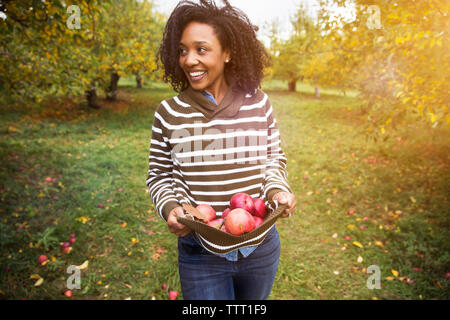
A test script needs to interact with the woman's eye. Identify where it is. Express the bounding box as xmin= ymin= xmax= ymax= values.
xmin=179 ymin=48 xmax=187 ymax=55
xmin=198 ymin=47 xmax=207 ymax=54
